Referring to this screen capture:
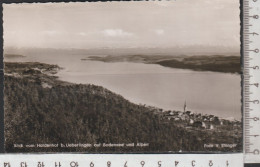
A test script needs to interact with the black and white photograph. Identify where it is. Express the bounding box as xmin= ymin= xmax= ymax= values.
xmin=3 ymin=0 xmax=242 ymax=153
